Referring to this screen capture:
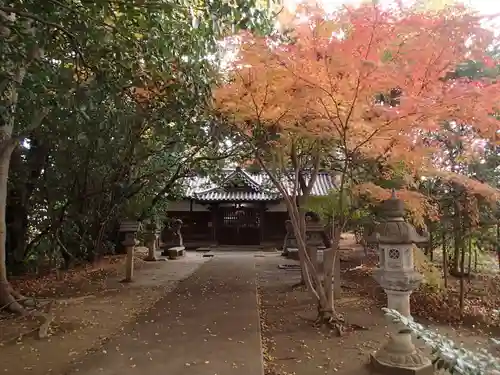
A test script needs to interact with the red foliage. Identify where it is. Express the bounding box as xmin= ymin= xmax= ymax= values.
xmin=215 ymin=1 xmax=500 ymax=165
